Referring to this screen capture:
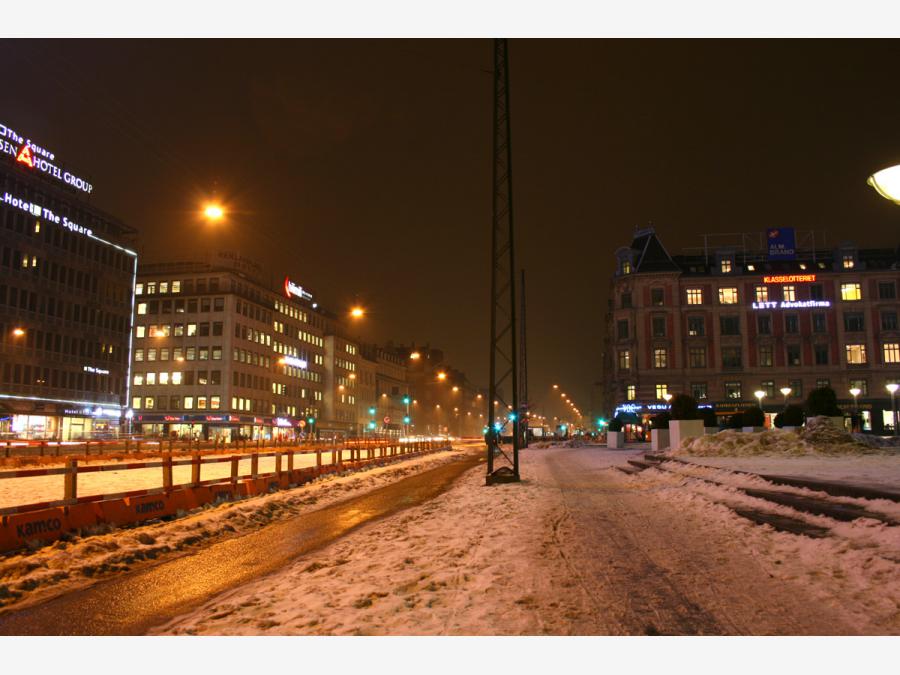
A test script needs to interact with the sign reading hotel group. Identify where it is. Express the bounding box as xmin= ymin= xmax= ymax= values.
xmin=0 ymin=120 xmax=94 ymax=194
